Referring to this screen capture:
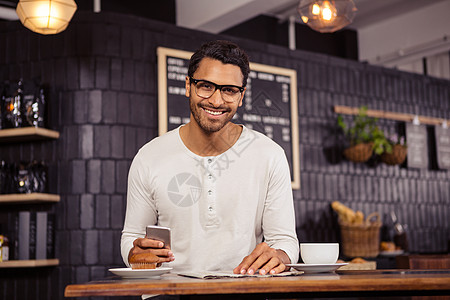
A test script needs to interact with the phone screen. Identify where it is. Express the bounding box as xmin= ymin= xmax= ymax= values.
xmin=145 ymin=225 xmax=171 ymax=248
